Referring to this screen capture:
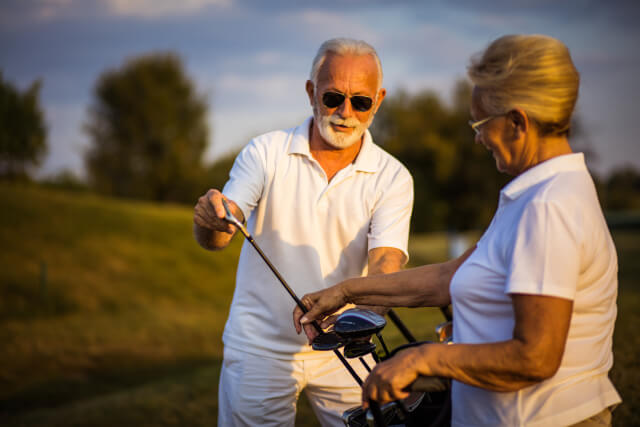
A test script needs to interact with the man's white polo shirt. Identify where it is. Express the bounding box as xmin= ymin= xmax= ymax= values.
xmin=222 ymin=117 xmax=413 ymax=359
xmin=450 ymin=153 xmax=621 ymax=426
